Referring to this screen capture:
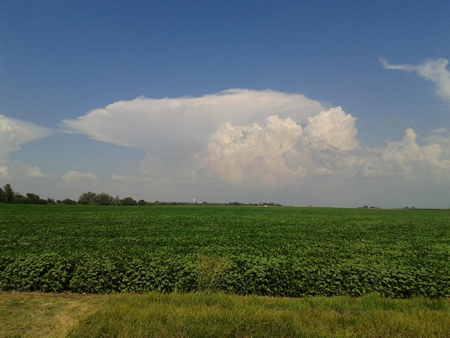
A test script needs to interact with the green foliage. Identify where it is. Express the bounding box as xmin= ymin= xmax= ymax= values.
xmin=0 ymin=205 xmax=449 ymax=297
xmin=0 ymin=184 xmax=47 ymax=204
xmin=62 ymin=198 xmax=77 ymax=205
xmin=137 ymin=199 xmax=148 ymax=206
xmin=94 ymin=193 xmax=113 ymax=205
xmin=25 ymin=193 xmax=47 ymax=204
xmin=78 ymin=192 xmax=96 ymax=204
xmin=121 ymin=197 xmax=137 ymax=206
xmin=26 ymin=193 xmax=40 ymax=203
xmin=12 ymin=193 xmax=28 ymax=204
xmin=195 ymin=255 xmax=229 ymax=292
xmin=3 ymin=184 xmax=13 ymax=203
